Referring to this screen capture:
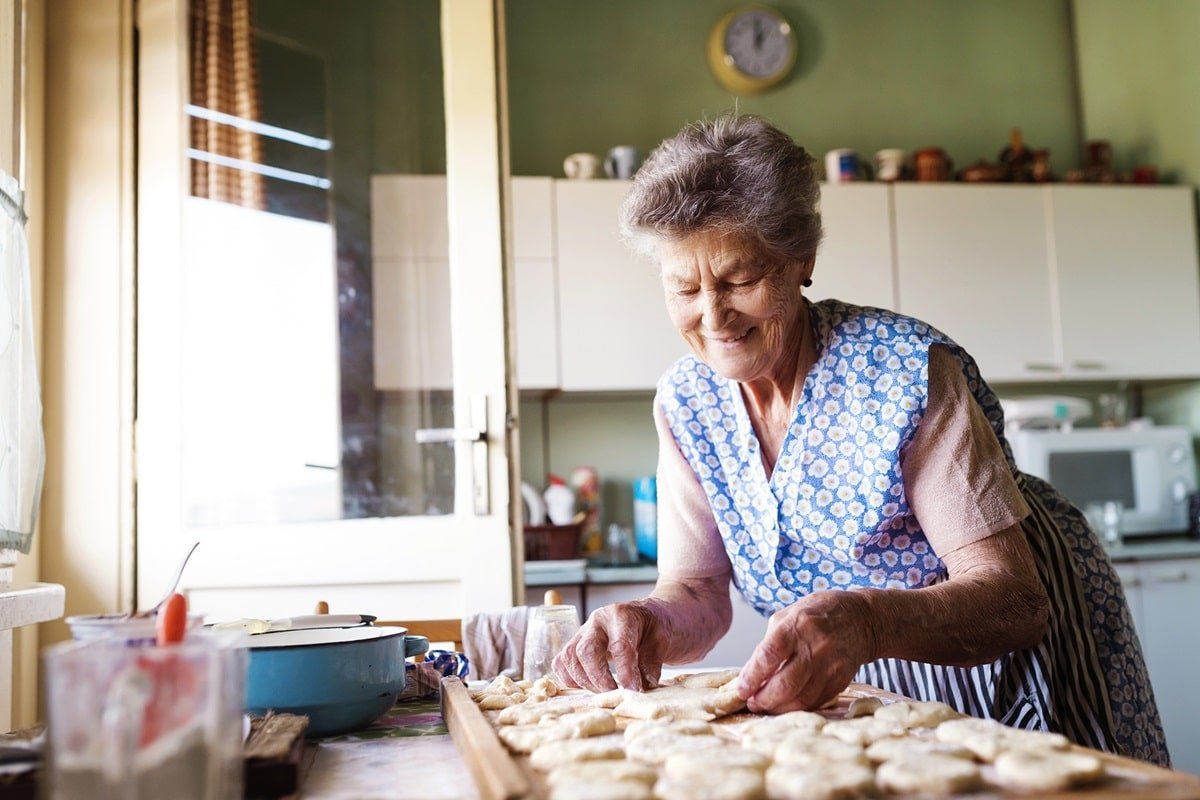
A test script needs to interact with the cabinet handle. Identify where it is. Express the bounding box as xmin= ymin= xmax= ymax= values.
xmin=1152 ymin=570 xmax=1189 ymax=583
xmin=1072 ymin=361 xmax=1106 ymax=370
xmin=1024 ymin=363 xmax=1061 ymax=372
xmin=1123 ymin=578 xmax=1142 ymax=588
